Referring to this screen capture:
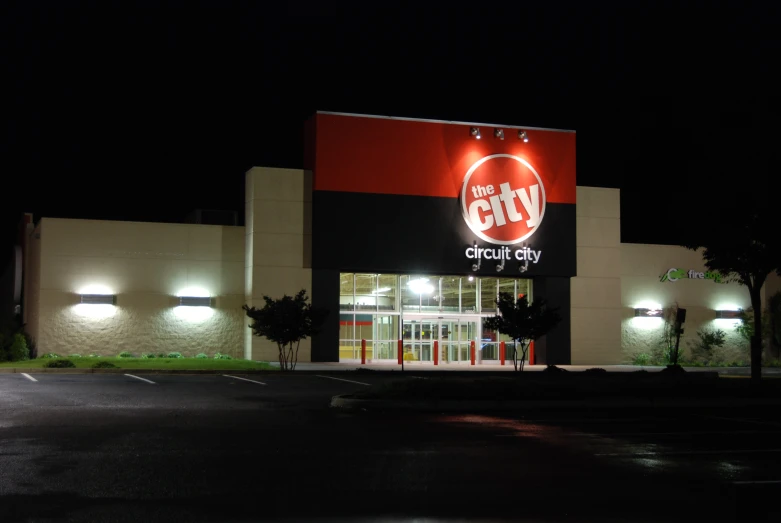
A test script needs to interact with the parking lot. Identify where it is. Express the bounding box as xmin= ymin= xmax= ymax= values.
xmin=1 ymin=372 xmax=780 ymax=522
